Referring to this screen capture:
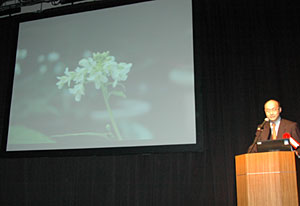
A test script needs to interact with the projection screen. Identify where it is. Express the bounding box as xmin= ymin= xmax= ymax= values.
xmin=5 ymin=0 xmax=199 ymax=153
